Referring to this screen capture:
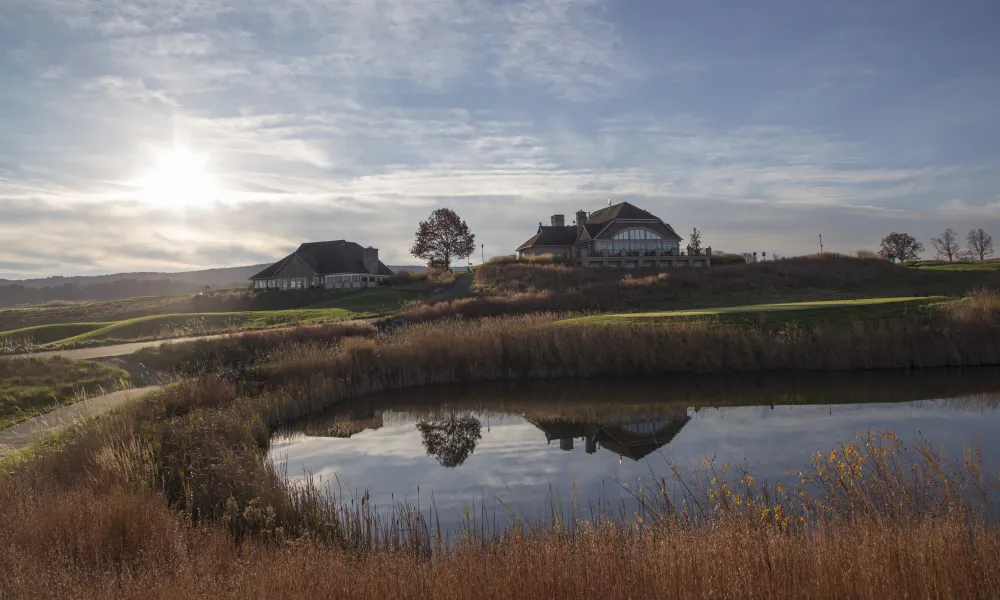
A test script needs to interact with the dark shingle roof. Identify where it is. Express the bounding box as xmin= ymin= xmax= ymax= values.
xmin=516 ymin=226 xmax=578 ymax=251
xmin=250 ymin=240 xmax=393 ymax=279
xmin=586 ymin=201 xmax=660 ymax=225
